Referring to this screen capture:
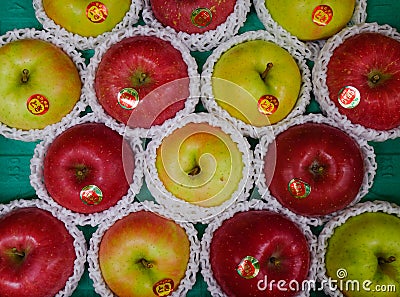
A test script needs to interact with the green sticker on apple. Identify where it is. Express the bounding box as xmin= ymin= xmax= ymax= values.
xmin=312 ymin=5 xmax=333 ymax=26
xmin=191 ymin=8 xmax=213 ymax=28
xmin=80 ymin=185 xmax=103 ymax=205
xmin=338 ymin=86 xmax=361 ymax=109
xmin=86 ymin=1 xmax=108 ymax=23
xmin=237 ymin=256 xmax=260 ymax=279
xmin=288 ymin=178 xmax=311 ymax=199
xmin=118 ymin=88 xmax=140 ymax=110
xmin=153 ymin=278 xmax=174 ymax=296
